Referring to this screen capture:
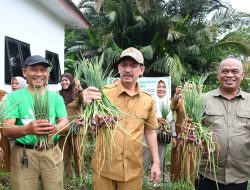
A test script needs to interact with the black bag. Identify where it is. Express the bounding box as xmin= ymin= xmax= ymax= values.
xmin=157 ymin=129 xmax=171 ymax=144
